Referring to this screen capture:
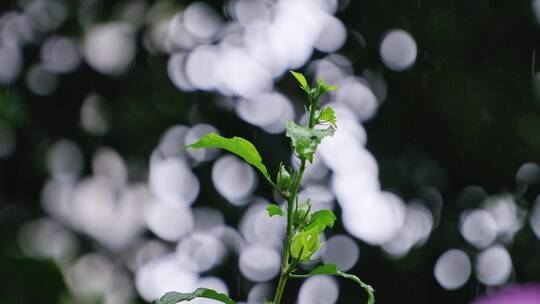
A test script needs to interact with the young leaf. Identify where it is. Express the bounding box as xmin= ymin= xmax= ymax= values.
xmin=292 ymin=264 xmax=375 ymax=304
xmin=317 ymin=79 xmax=337 ymax=92
xmin=305 ymin=209 xmax=337 ymax=233
xmin=153 ymin=288 xmax=236 ymax=304
xmin=290 ymin=71 xmax=308 ymax=90
xmin=266 ymin=204 xmax=283 ymax=217
xmin=317 ymin=107 xmax=337 ymax=127
xmin=286 ymin=121 xmax=335 ymax=162
xmin=188 ymin=133 xmax=269 ymax=179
